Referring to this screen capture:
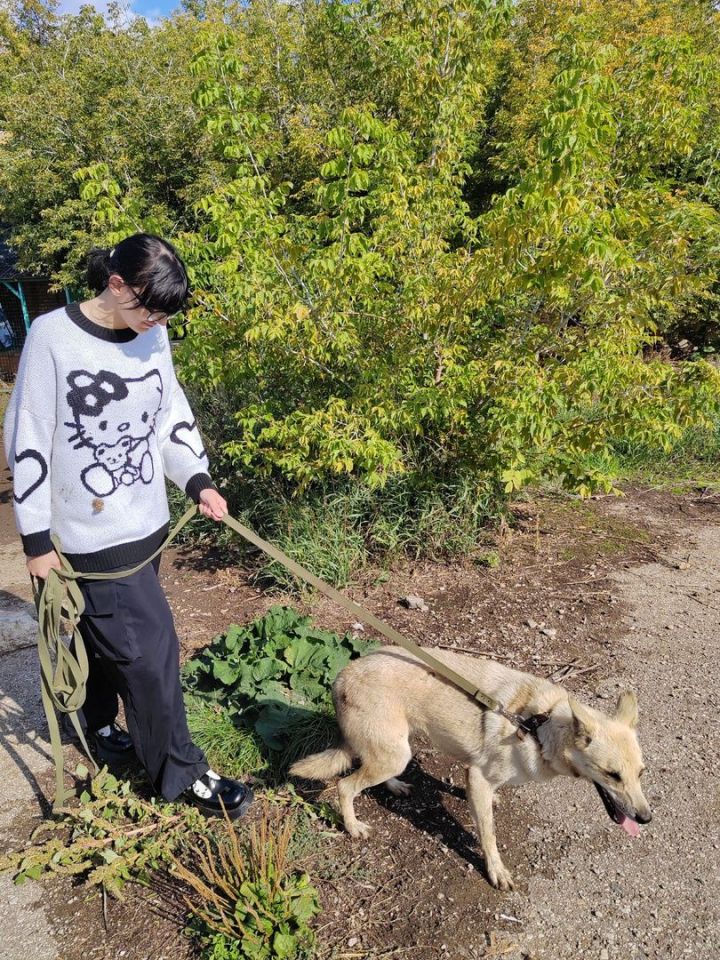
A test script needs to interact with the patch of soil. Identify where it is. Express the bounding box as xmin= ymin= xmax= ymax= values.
xmin=38 ymin=871 xmax=193 ymax=960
